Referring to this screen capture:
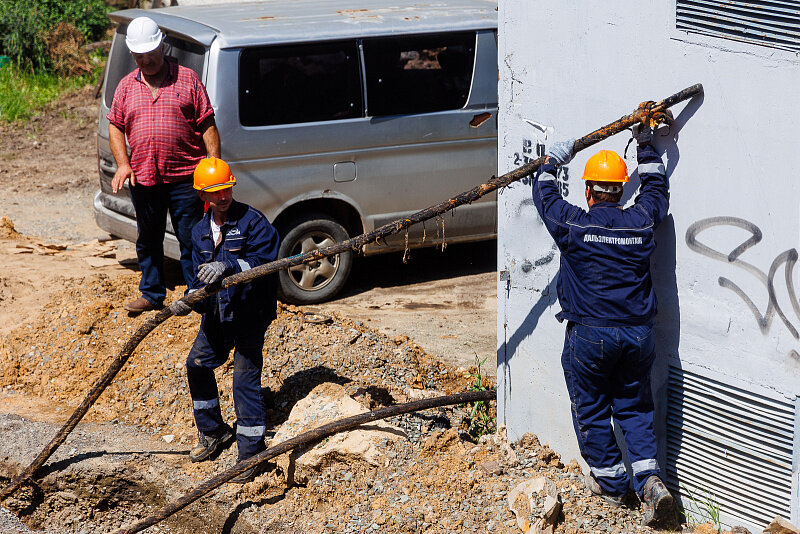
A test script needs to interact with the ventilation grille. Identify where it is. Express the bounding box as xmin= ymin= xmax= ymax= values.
xmin=666 ymin=366 xmax=795 ymax=527
xmin=676 ymin=0 xmax=800 ymax=53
